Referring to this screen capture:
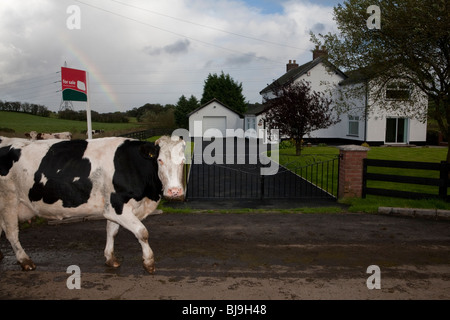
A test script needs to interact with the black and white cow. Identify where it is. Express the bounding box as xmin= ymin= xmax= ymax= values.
xmin=25 ymin=131 xmax=72 ymax=140
xmin=0 ymin=135 xmax=185 ymax=273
